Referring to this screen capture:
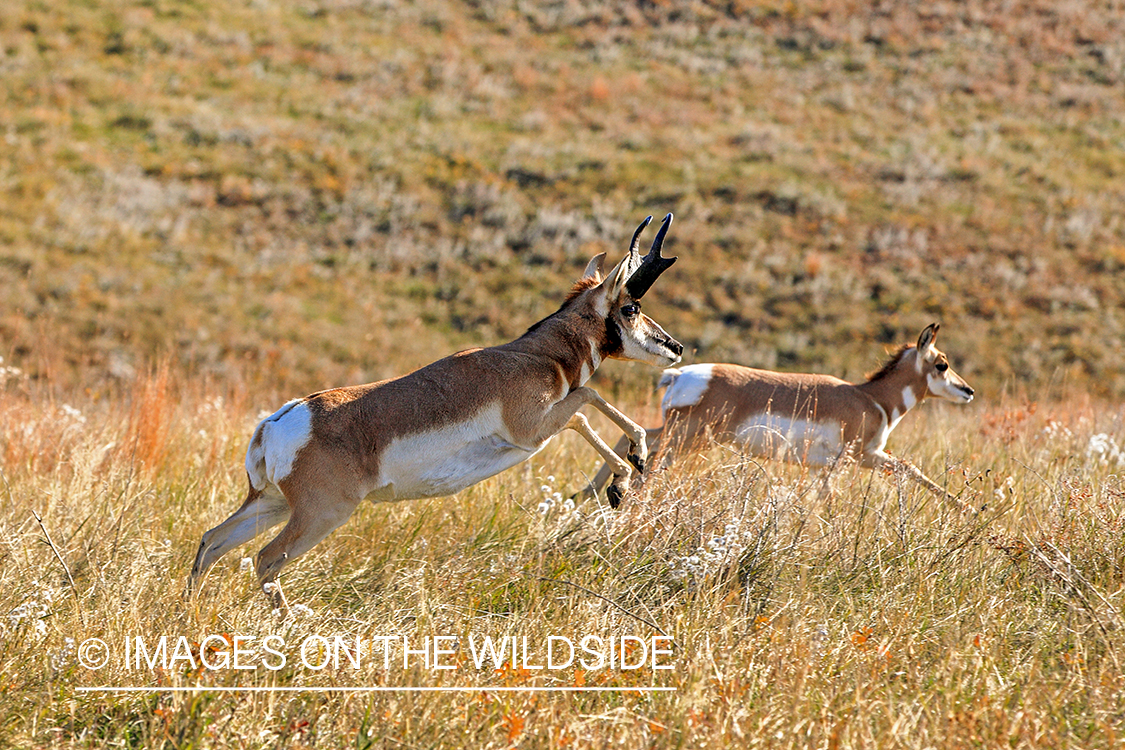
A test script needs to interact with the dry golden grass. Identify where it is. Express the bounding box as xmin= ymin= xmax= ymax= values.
xmin=2 ymin=1 xmax=1125 ymax=746
xmin=1 ymin=367 xmax=1122 ymax=748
